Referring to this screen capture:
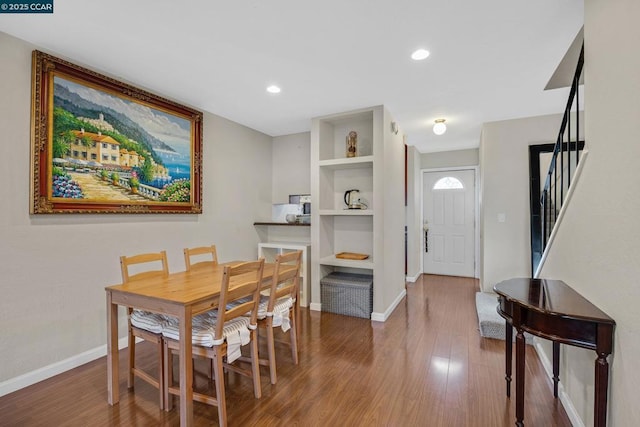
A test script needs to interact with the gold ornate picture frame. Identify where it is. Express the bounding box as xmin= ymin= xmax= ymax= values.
xmin=30 ymin=50 xmax=203 ymax=214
